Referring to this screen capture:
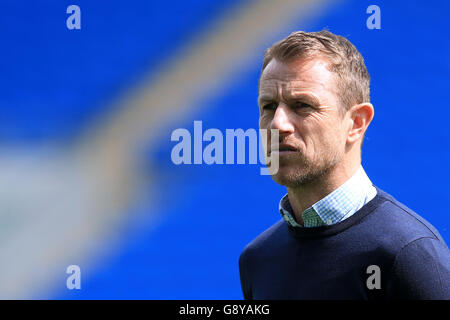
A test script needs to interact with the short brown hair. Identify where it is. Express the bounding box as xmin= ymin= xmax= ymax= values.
xmin=261 ymin=30 xmax=370 ymax=112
